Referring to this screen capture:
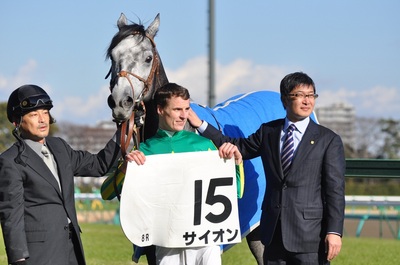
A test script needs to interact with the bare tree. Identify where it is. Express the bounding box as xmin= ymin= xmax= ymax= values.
xmin=352 ymin=117 xmax=383 ymax=158
xmin=378 ymin=119 xmax=400 ymax=159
